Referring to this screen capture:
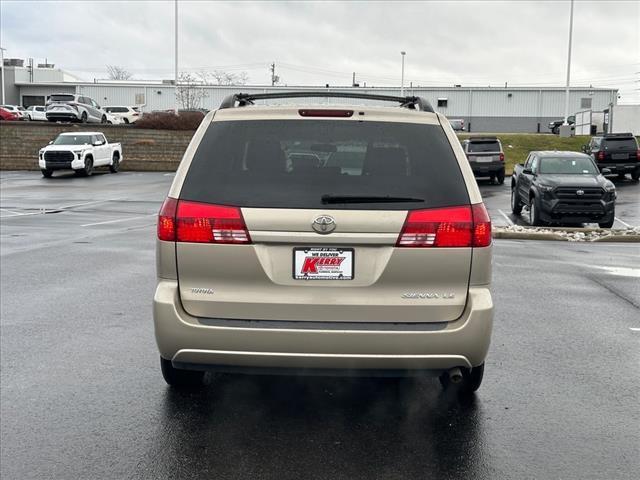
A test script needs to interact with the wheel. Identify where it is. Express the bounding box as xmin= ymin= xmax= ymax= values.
xmin=632 ymin=170 xmax=640 ymax=182
xmin=160 ymin=357 xmax=204 ymax=388
xmin=599 ymin=217 xmax=614 ymax=228
xmin=439 ymin=363 xmax=484 ymax=396
xmin=489 ymin=174 xmax=496 ymax=184
xmin=78 ymin=157 xmax=93 ymax=176
xmin=529 ymin=196 xmax=543 ymax=226
xmin=101 ymin=115 xmax=107 ymax=124
xmin=41 ymin=169 xmax=53 ymax=178
xmin=617 ymin=173 xmax=627 ymax=180
xmin=511 ymin=185 xmax=522 ymax=214
xmin=552 ymin=126 xmax=559 ymax=135
xmin=123 ymin=118 xmax=130 ymax=124
xmin=80 ymin=112 xmax=88 ymax=123
xmin=109 ymin=154 xmax=120 ymax=173
xmin=496 ymin=169 xmax=505 ymax=185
